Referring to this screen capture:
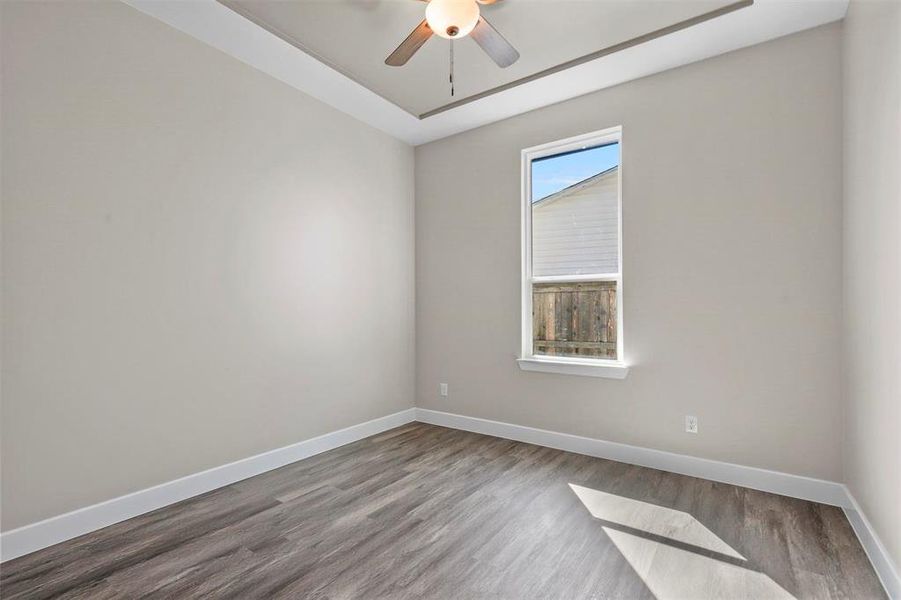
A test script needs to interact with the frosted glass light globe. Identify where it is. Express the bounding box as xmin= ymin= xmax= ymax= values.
xmin=426 ymin=0 xmax=480 ymax=39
